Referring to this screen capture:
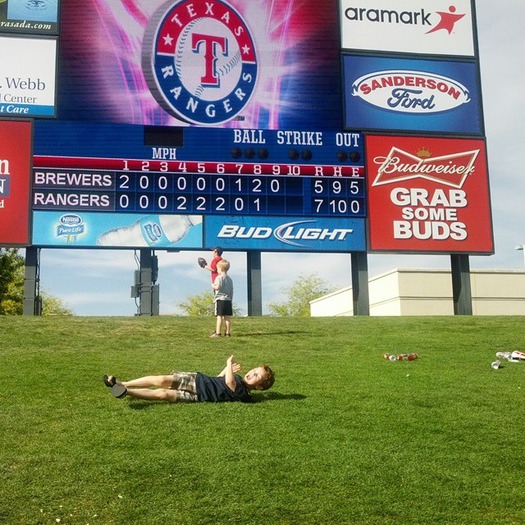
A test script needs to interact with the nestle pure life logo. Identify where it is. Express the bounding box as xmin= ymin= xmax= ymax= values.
xmin=143 ymin=0 xmax=258 ymax=125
